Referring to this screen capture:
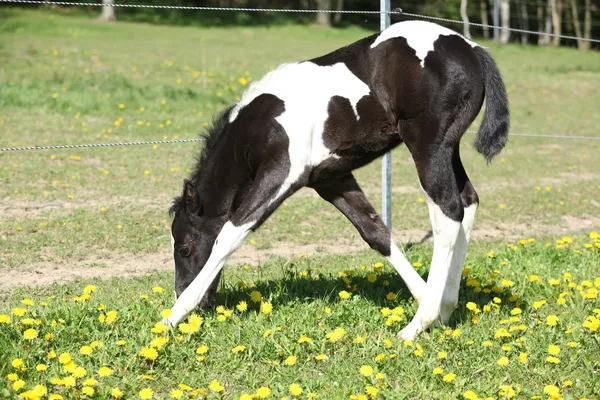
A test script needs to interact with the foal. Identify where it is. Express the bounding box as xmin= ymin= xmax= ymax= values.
xmin=165 ymin=20 xmax=509 ymax=340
